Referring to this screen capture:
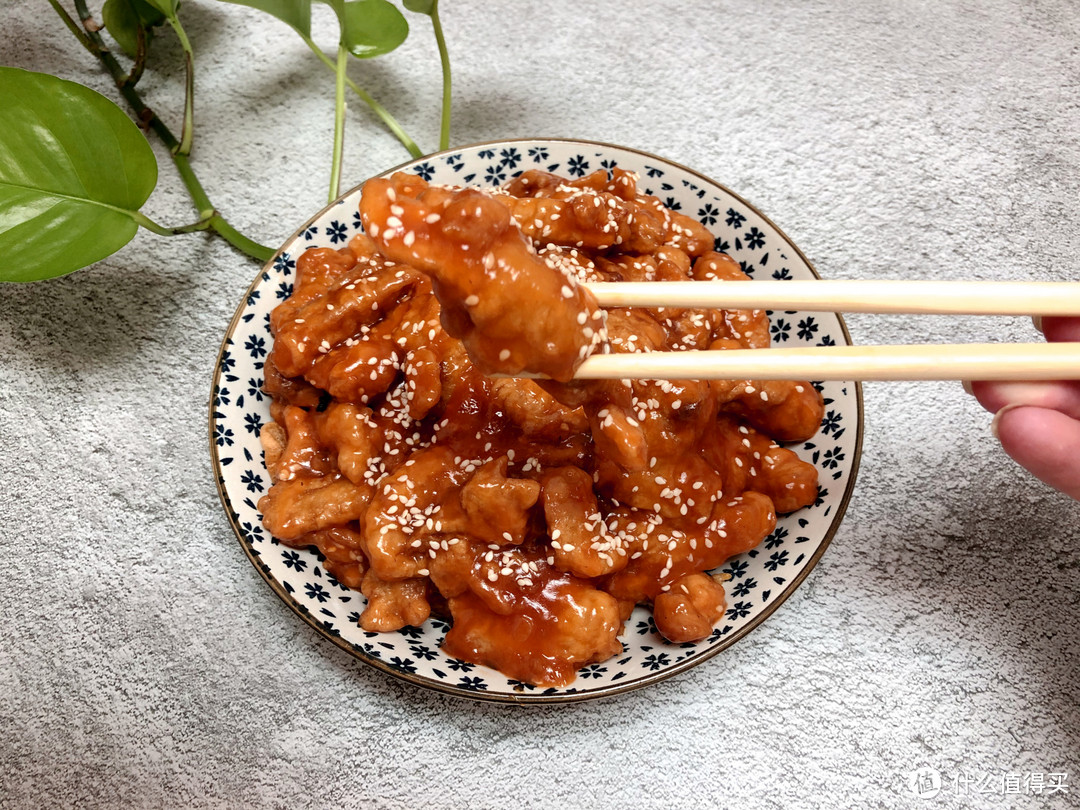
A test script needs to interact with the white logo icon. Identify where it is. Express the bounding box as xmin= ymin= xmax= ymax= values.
xmin=910 ymin=767 xmax=942 ymax=799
